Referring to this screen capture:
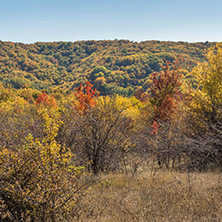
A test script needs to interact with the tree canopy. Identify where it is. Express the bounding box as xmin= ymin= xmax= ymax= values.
xmin=0 ymin=40 xmax=215 ymax=96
